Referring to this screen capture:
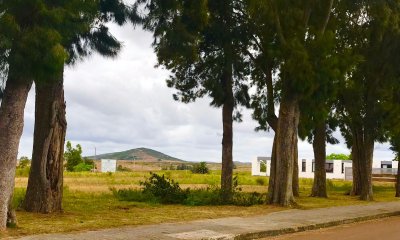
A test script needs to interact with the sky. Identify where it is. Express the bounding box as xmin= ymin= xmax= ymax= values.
xmin=17 ymin=24 xmax=396 ymax=163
